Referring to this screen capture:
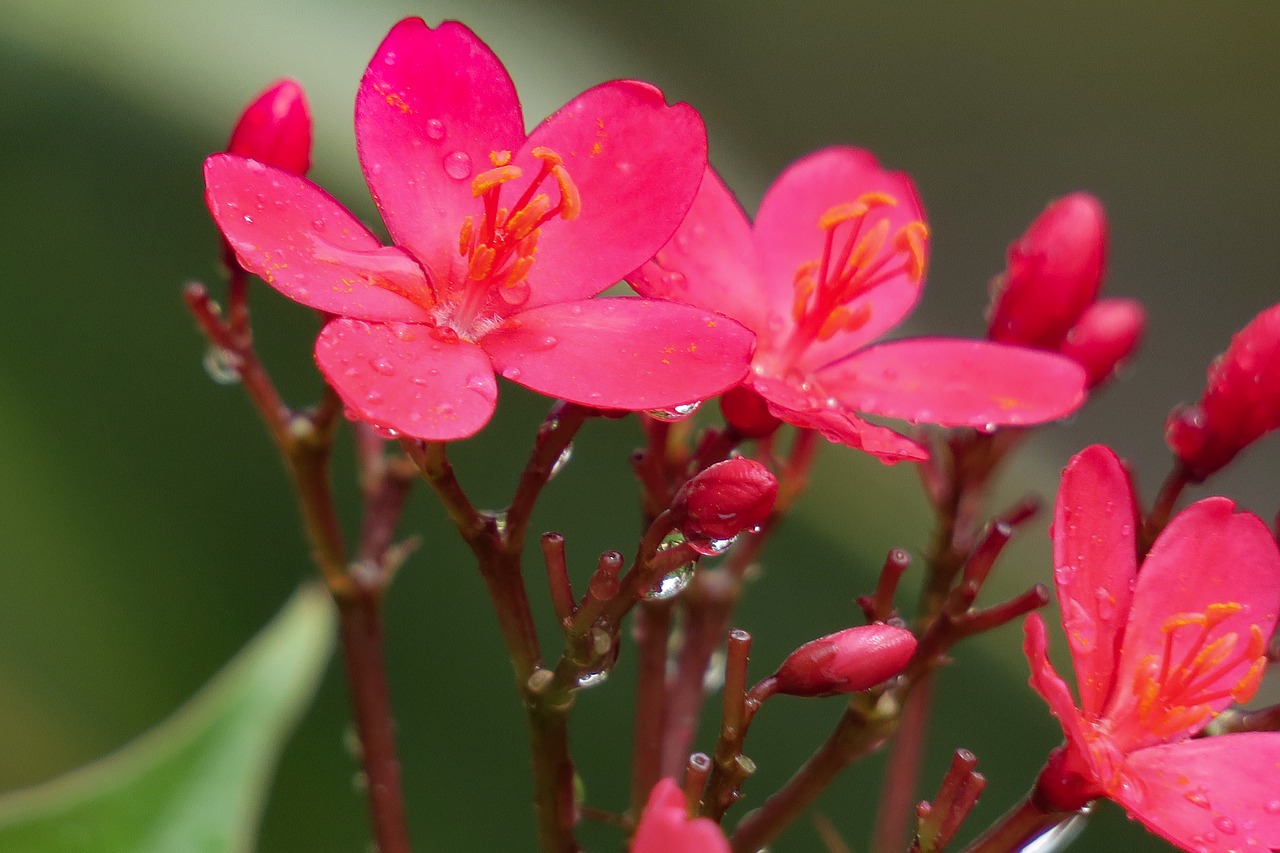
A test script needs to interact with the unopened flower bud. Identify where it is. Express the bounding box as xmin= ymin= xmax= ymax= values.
xmin=1059 ymin=298 xmax=1145 ymax=388
xmin=671 ymin=457 xmax=777 ymax=545
xmin=771 ymin=624 xmax=916 ymax=697
xmin=1166 ymin=303 xmax=1280 ymax=479
xmin=720 ymin=385 xmax=782 ymax=439
xmin=988 ymin=193 xmax=1107 ymax=349
xmin=226 ymin=79 xmax=312 ymax=175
